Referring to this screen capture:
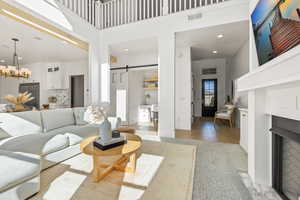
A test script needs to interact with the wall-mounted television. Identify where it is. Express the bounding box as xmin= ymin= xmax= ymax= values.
xmin=251 ymin=0 xmax=300 ymax=66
